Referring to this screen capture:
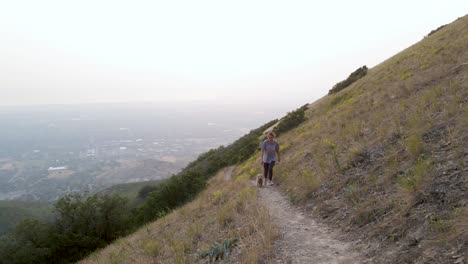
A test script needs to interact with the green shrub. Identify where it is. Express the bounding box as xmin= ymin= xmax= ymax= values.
xmin=330 ymin=92 xmax=353 ymax=107
xmin=328 ymin=66 xmax=368 ymax=94
xmin=400 ymin=71 xmax=413 ymax=80
xmin=406 ymin=134 xmax=423 ymax=159
xmin=200 ymin=238 xmax=238 ymax=262
xmin=426 ymin=24 xmax=447 ymax=37
xmin=323 ymin=138 xmax=342 ymax=172
xmin=273 ymin=104 xmax=308 ymax=135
